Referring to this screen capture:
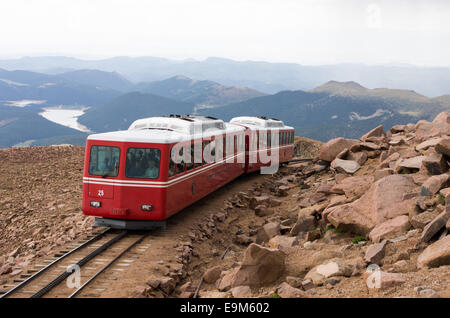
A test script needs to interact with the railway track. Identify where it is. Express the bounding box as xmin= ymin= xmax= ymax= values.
xmin=0 ymin=229 xmax=149 ymax=298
